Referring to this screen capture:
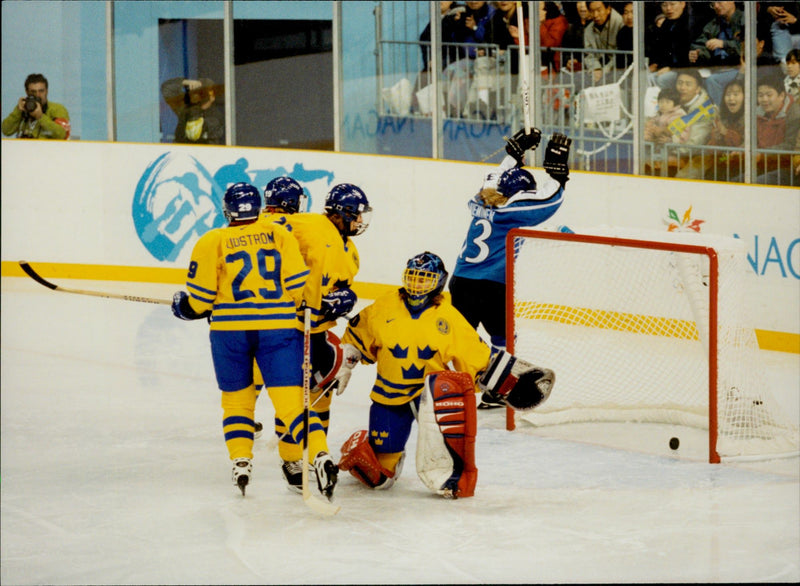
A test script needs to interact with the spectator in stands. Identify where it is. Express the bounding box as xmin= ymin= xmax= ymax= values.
xmin=584 ymin=1 xmax=624 ymax=85
xmin=784 ymin=49 xmax=800 ymax=100
xmin=457 ymin=1 xmax=496 ymax=58
xmin=419 ymin=1 xmax=468 ymax=74
xmin=688 ymin=2 xmax=744 ymax=70
xmin=540 ymin=2 xmax=569 ymax=72
xmin=758 ymin=2 xmax=800 ymax=63
xmin=644 ymin=86 xmax=688 ymax=154
xmin=753 ymin=72 xmax=800 ymax=183
xmin=461 ymin=1 xmax=527 ymax=119
xmin=705 ymin=29 xmax=782 ymax=108
xmin=673 ymin=68 xmax=716 ymax=148
xmin=647 ymin=1 xmax=701 ymax=90
xmin=615 ymin=2 xmax=634 ymax=70
xmin=417 ymin=2 xmax=469 ymax=116
xmin=677 ymin=78 xmax=744 ymax=180
xmin=161 ymin=77 xmax=224 ymax=144
xmin=2 ymin=73 xmax=70 ymax=140
xmin=561 ymin=1 xmax=591 ymax=72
